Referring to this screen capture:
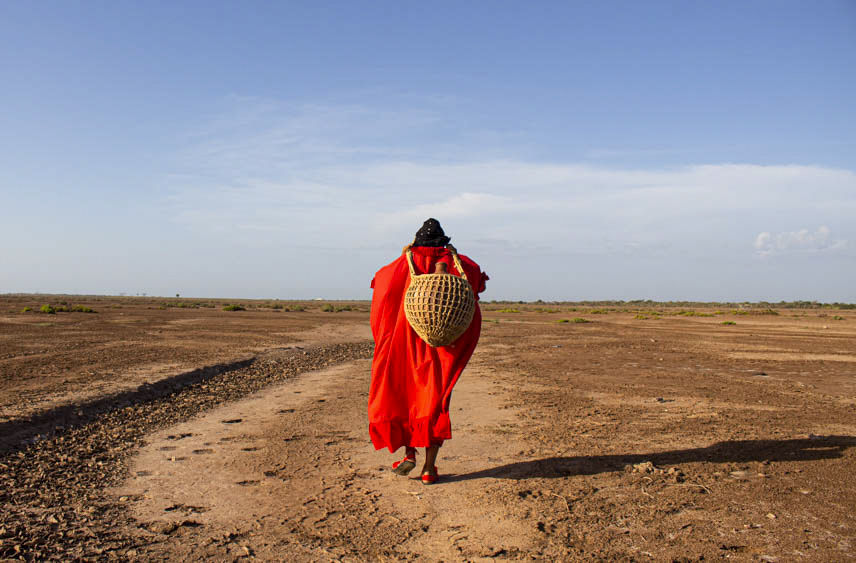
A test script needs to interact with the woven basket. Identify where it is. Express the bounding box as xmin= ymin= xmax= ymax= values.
xmin=403 ymin=244 xmax=476 ymax=347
